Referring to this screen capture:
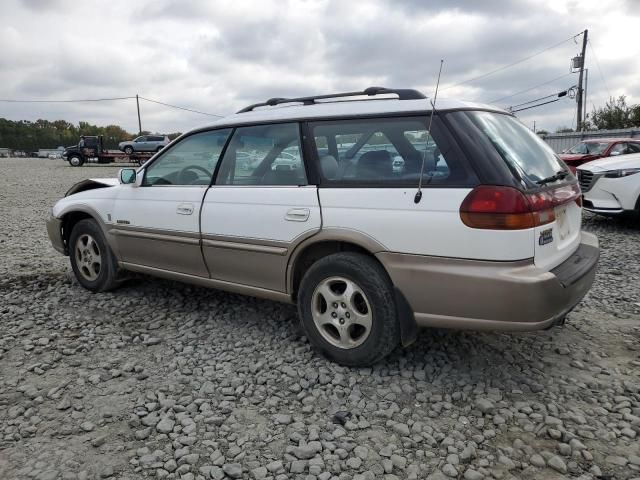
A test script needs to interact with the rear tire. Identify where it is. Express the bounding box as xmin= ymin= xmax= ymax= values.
xmin=297 ymin=252 xmax=400 ymax=366
xmin=68 ymin=155 xmax=84 ymax=167
xmin=69 ymin=219 xmax=120 ymax=292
